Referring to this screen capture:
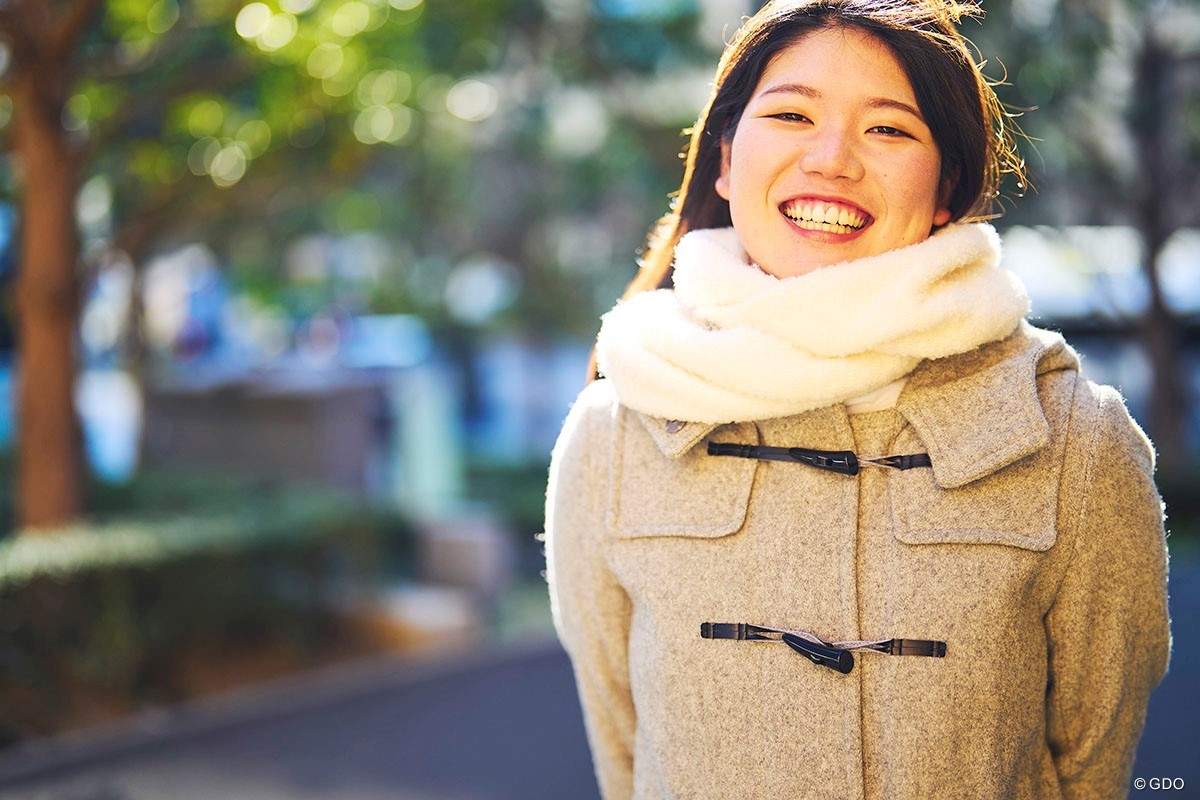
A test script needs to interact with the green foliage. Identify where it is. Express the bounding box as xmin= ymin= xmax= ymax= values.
xmin=7 ymin=487 xmax=348 ymax=587
xmin=0 ymin=469 xmax=415 ymax=739
xmin=14 ymin=0 xmax=736 ymax=342
xmin=466 ymin=459 xmax=553 ymax=542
